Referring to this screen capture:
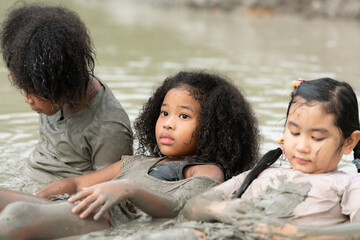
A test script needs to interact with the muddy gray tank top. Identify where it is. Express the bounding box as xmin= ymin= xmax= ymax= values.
xmin=109 ymin=155 xmax=220 ymax=227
